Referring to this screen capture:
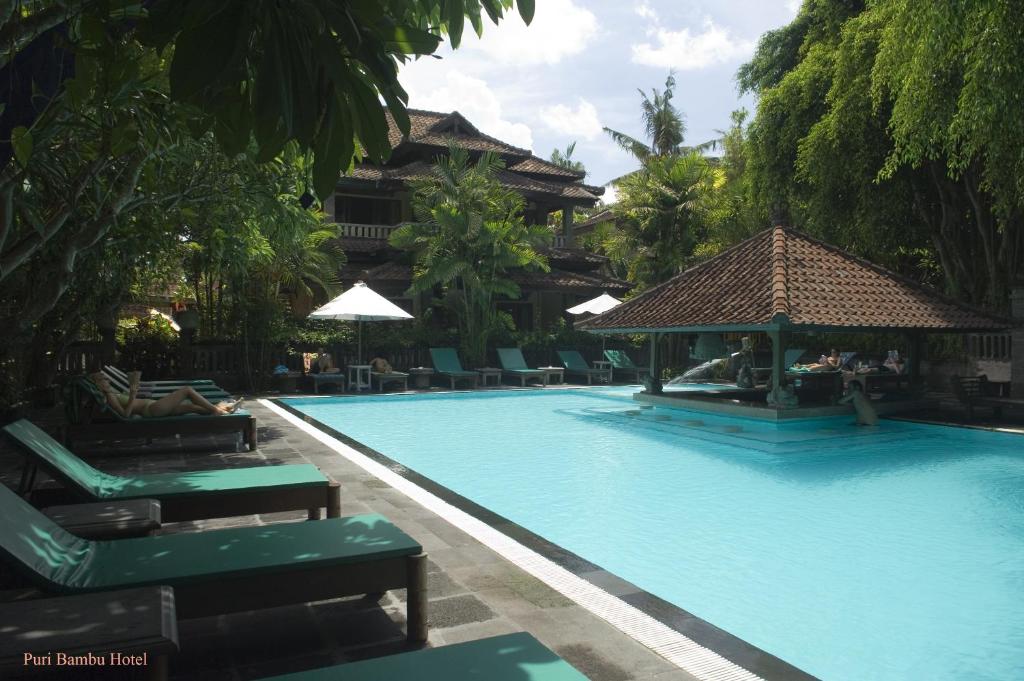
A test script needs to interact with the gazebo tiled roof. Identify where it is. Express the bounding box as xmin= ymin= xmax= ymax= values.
xmin=580 ymin=226 xmax=1012 ymax=333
